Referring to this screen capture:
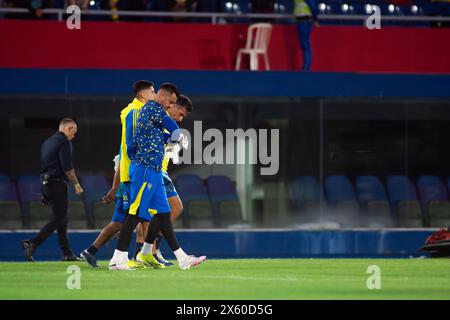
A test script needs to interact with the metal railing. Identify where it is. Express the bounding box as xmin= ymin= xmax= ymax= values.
xmin=1 ymin=7 xmax=450 ymax=24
